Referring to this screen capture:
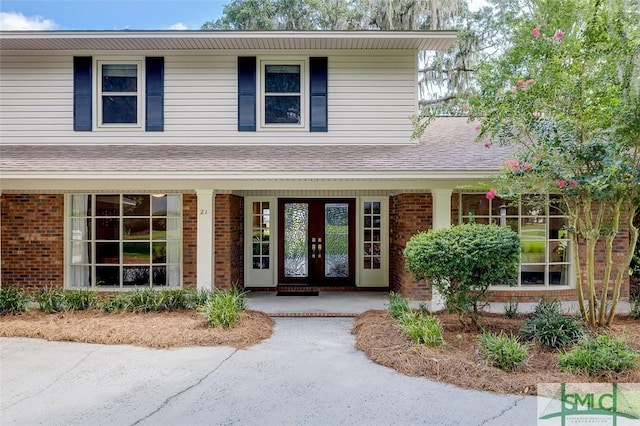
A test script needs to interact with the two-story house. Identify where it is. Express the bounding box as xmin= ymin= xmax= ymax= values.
xmin=0 ymin=30 xmax=630 ymax=305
